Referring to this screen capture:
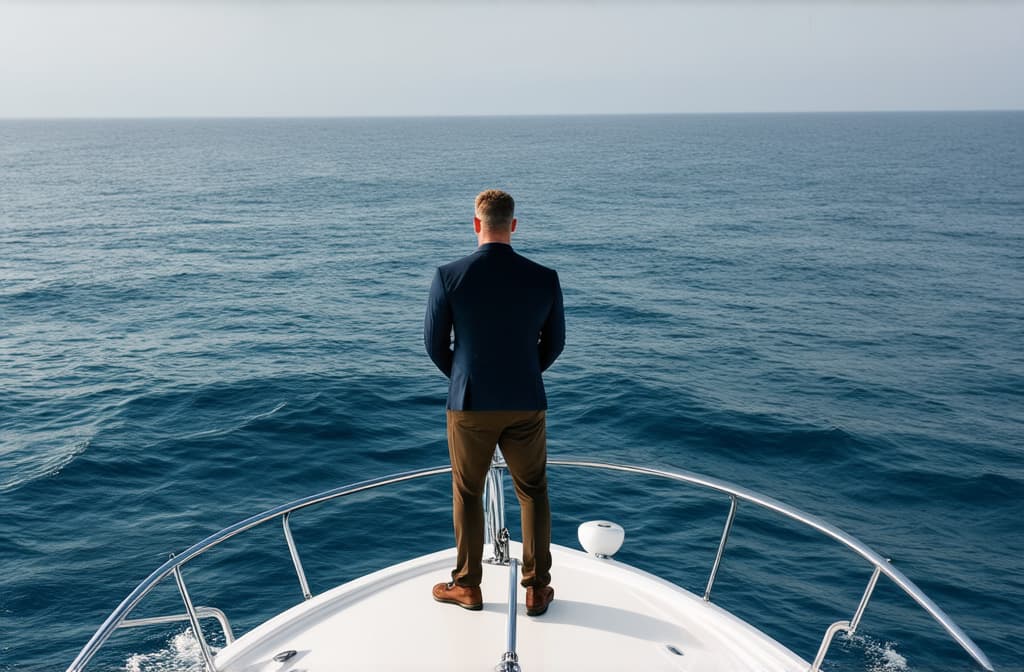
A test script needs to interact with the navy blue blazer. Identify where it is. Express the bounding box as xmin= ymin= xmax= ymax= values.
xmin=425 ymin=243 xmax=565 ymax=410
